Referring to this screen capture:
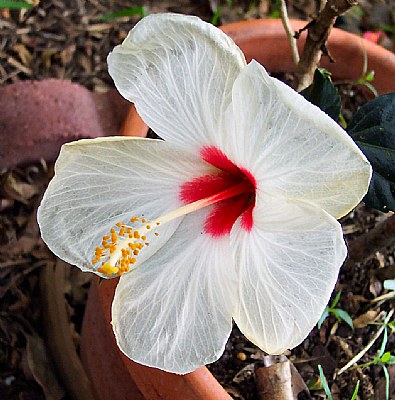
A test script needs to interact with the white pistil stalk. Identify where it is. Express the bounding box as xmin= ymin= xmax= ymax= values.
xmin=101 ymin=180 xmax=252 ymax=275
